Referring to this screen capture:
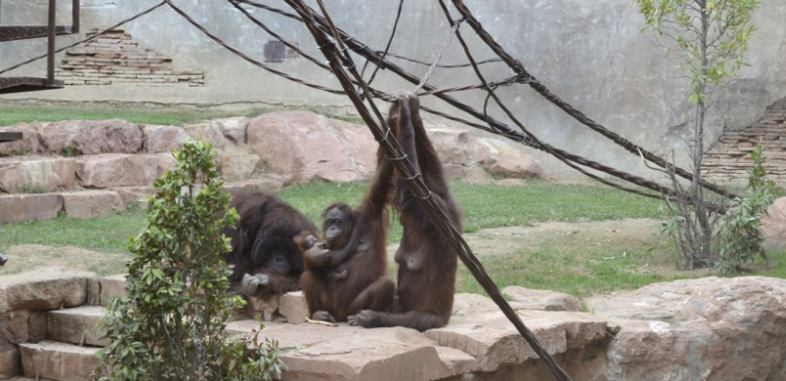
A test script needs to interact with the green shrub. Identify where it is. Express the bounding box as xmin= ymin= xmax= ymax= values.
xmin=96 ymin=139 xmax=285 ymax=381
xmin=717 ymin=142 xmax=777 ymax=274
